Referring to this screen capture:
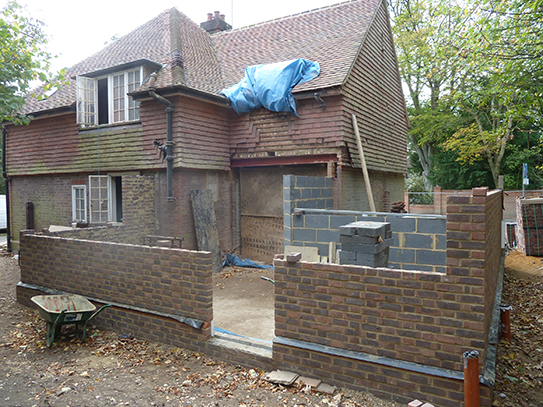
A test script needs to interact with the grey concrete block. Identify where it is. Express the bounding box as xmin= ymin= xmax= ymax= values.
xmin=298 ymin=200 xmax=317 ymax=209
xmin=339 ymin=234 xmax=381 ymax=245
xmin=306 ymin=215 xmax=329 ymax=229
xmin=401 ymin=263 xmax=434 ymax=272
xmin=284 ymin=188 xmax=294 ymax=201
xmin=316 ymin=199 xmax=327 ymax=209
xmin=341 ymin=238 xmax=393 ymax=254
xmin=317 ymin=229 xmax=339 ymax=244
xmin=325 ymin=198 xmax=334 ymax=209
xmin=322 ymin=188 xmax=333 ymax=198
xmin=331 ymin=215 xmax=356 ymax=229
xmin=293 ymin=188 xmax=302 ymax=200
xmin=417 ymin=217 xmax=446 ymax=234
xmin=284 ymin=214 xmax=291 ymax=227
xmin=416 ymin=249 xmax=446 ymax=266
xmin=307 ymin=177 xmax=318 ymax=187
xmin=311 ymin=188 xmax=322 ymax=198
xmin=293 ymin=228 xmax=316 ymax=242
xmin=292 ymin=215 xmax=304 ymax=228
xmin=357 ymin=215 xmax=385 ymax=223
xmin=284 ymin=201 xmax=296 ymax=214
xmin=355 ymin=248 xmax=388 ymax=263
xmin=283 ymin=175 xmax=295 ymax=188
xmin=284 ymin=226 xmax=291 ymax=241
xmin=314 ymin=242 xmax=329 ymax=257
xmin=385 ymin=230 xmax=393 ymax=239
xmin=317 ymin=177 xmax=326 ymax=187
xmin=295 ymin=176 xmax=307 ymax=187
xmin=389 ymin=216 xmax=417 ymax=233
xmin=338 ymin=250 xmax=356 ymax=263
xmin=302 ymin=188 xmax=312 ymax=199
xmin=435 ymin=266 xmax=446 ymax=273
xmin=435 ymin=235 xmax=446 ymax=250
xmin=325 ymin=177 xmax=334 ymax=187
xmin=339 ymin=221 xmax=389 ymax=237
xmin=404 ymin=233 xmax=433 ymax=249
xmin=389 ymin=247 xmax=415 ymax=263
